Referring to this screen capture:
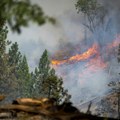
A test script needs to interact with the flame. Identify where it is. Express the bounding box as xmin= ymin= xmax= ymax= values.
xmin=86 ymin=56 xmax=107 ymax=71
xmin=52 ymin=34 xmax=120 ymax=67
xmin=51 ymin=44 xmax=98 ymax=65
xmin=107 ymin=35 xmax=120 ymax=49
